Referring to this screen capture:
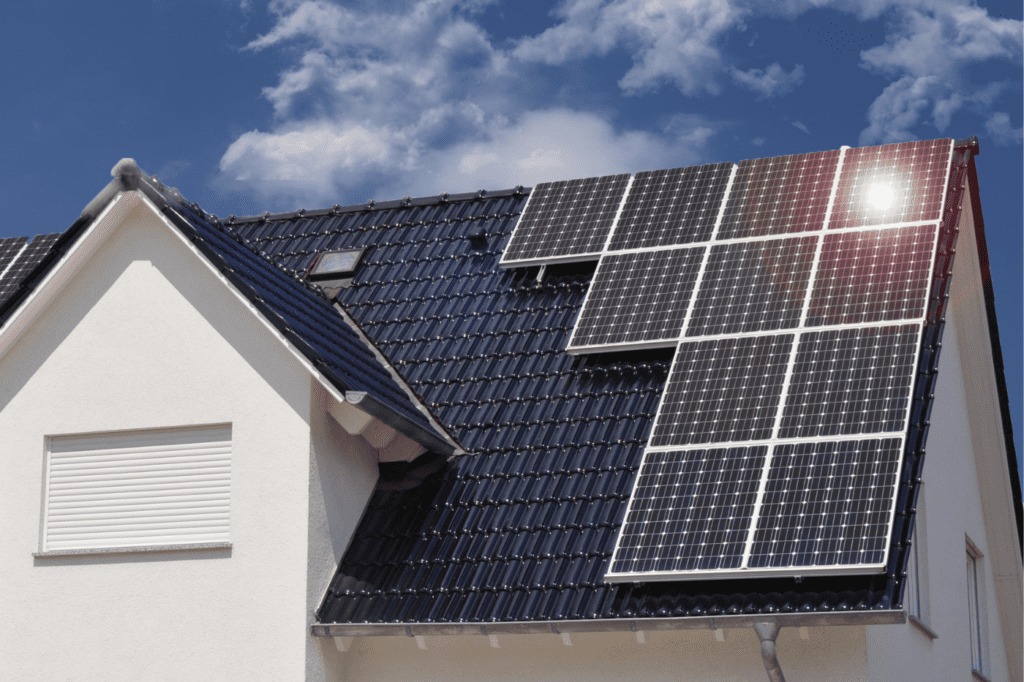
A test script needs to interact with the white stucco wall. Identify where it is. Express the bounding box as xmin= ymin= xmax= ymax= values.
xmin=0 ymin=196 xmax=373 ymax=681
xmin=864 ymin=187 xmax=1021 ymax=682
xmin=332 ymin=625 xmax=868 ymax=682
xmin=307 ymin=383 xmax=380 ymax=680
